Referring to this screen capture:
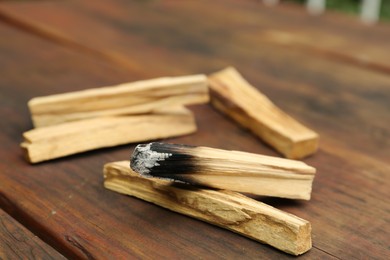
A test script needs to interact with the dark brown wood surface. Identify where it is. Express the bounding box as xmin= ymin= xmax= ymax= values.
xmin=0 ymin=208 xmax=65 ymax=259
xmin=0 ymin=0 xmax=389 ymax=259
